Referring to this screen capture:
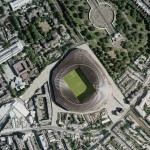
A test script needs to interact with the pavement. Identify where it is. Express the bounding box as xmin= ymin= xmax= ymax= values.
xmin=88 ymin=0 xmax=116 ymax=34
xmin=21 ymin=62 xmax=57 ymax=103
xmin=77 ymin=43 xmax=129 ymax=122
xmin=3 ymin=64 xmax=15 ymax=82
